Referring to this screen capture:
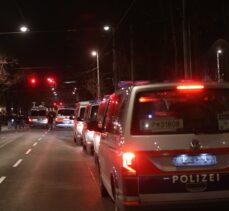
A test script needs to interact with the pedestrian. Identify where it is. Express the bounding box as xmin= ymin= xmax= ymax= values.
xmin=48 ymin=111 xmax=55 ymax=130
xmin=7 ymin=113 xmax=14 ymax=129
